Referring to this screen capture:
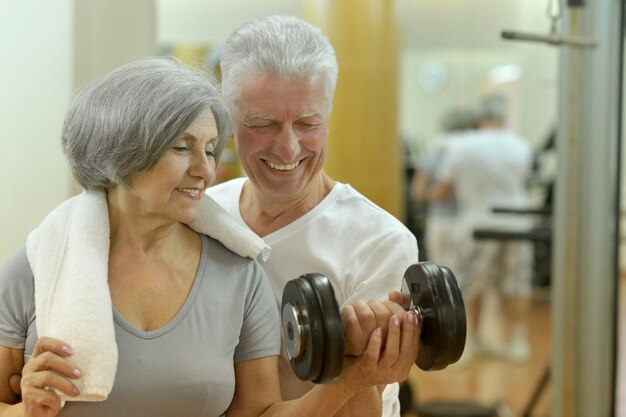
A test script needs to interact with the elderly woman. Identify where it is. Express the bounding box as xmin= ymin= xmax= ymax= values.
xmin=0 ymin=57 xmax=414 ymax=417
